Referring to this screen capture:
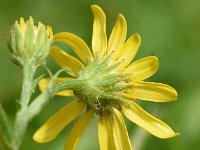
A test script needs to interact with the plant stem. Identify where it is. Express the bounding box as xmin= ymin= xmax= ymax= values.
xmin=54 ymin=79 xmax=88 ymax=93
xmin=11 ymin=61 xmax=67 ymax=149
xmin=19 ymin=59 xmax=36 ymax=107
xmin=1 ymin=59 xmax=86 ymax=150
xmin=13 ymin=59 xmax=36 ymax=149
